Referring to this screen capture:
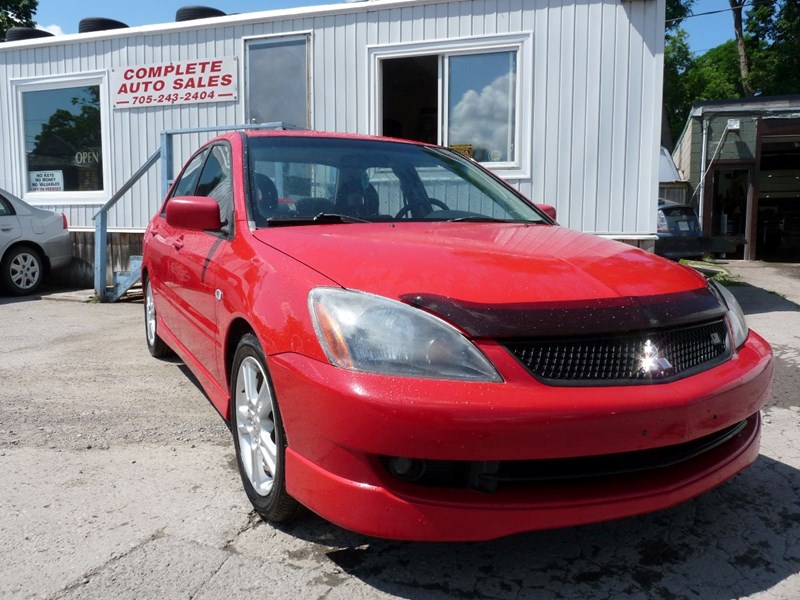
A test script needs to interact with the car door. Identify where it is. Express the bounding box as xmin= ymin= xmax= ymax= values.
xmin=155 ymin=144 xmax=234 ymax=384
xmin=147 ymin=149 xmax=207 ymax=332
xmin=0 ymin=194 xmax=22 ymax=259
